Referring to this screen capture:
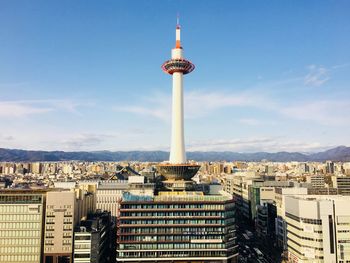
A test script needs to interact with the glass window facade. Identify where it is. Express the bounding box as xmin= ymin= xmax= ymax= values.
xmin=117 ymin=195 xmax=238 ymax=262
xmin=0 ymin=193 xmax=44 ymax=263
